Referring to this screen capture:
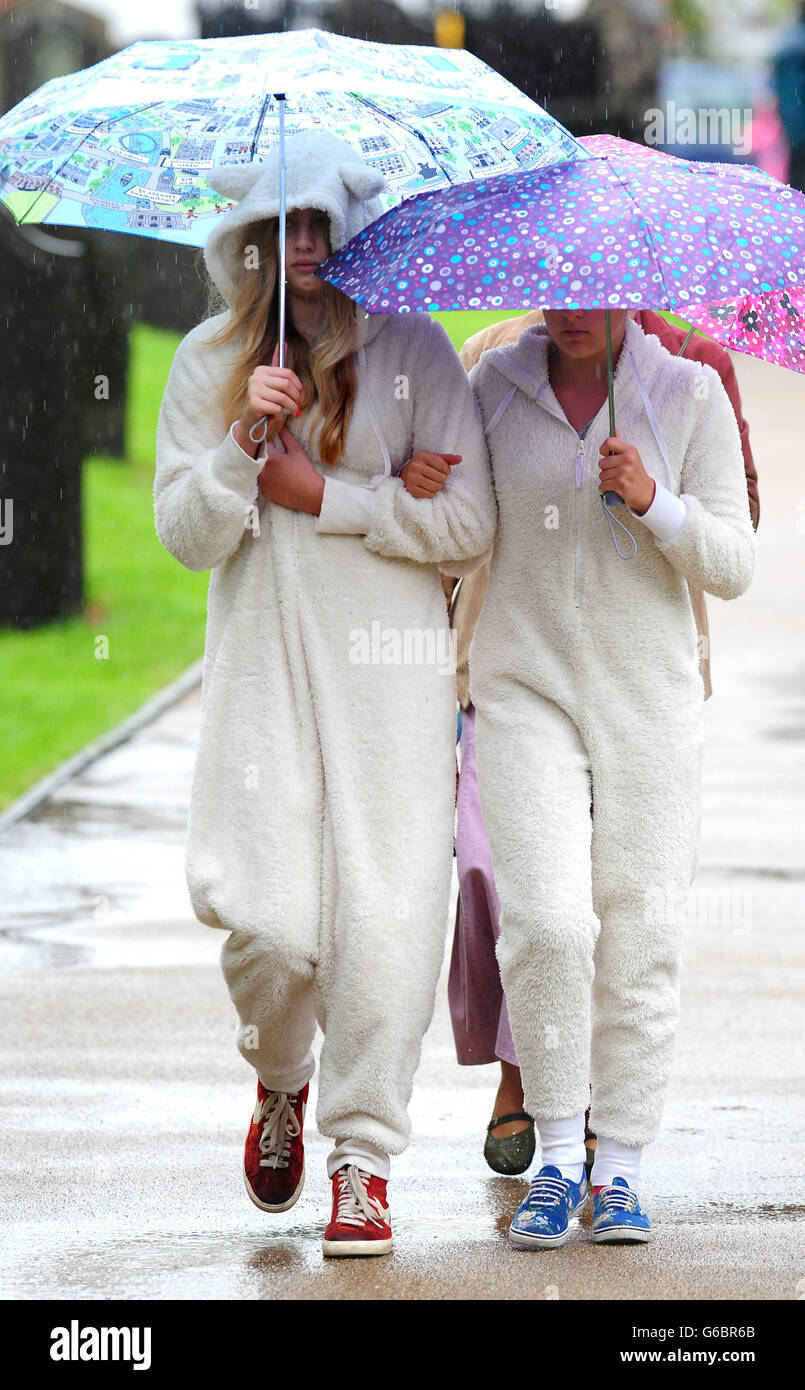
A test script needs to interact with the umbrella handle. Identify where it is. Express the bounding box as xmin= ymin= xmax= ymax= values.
xmin=603 ymin=310 xmax=622 ymax=506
